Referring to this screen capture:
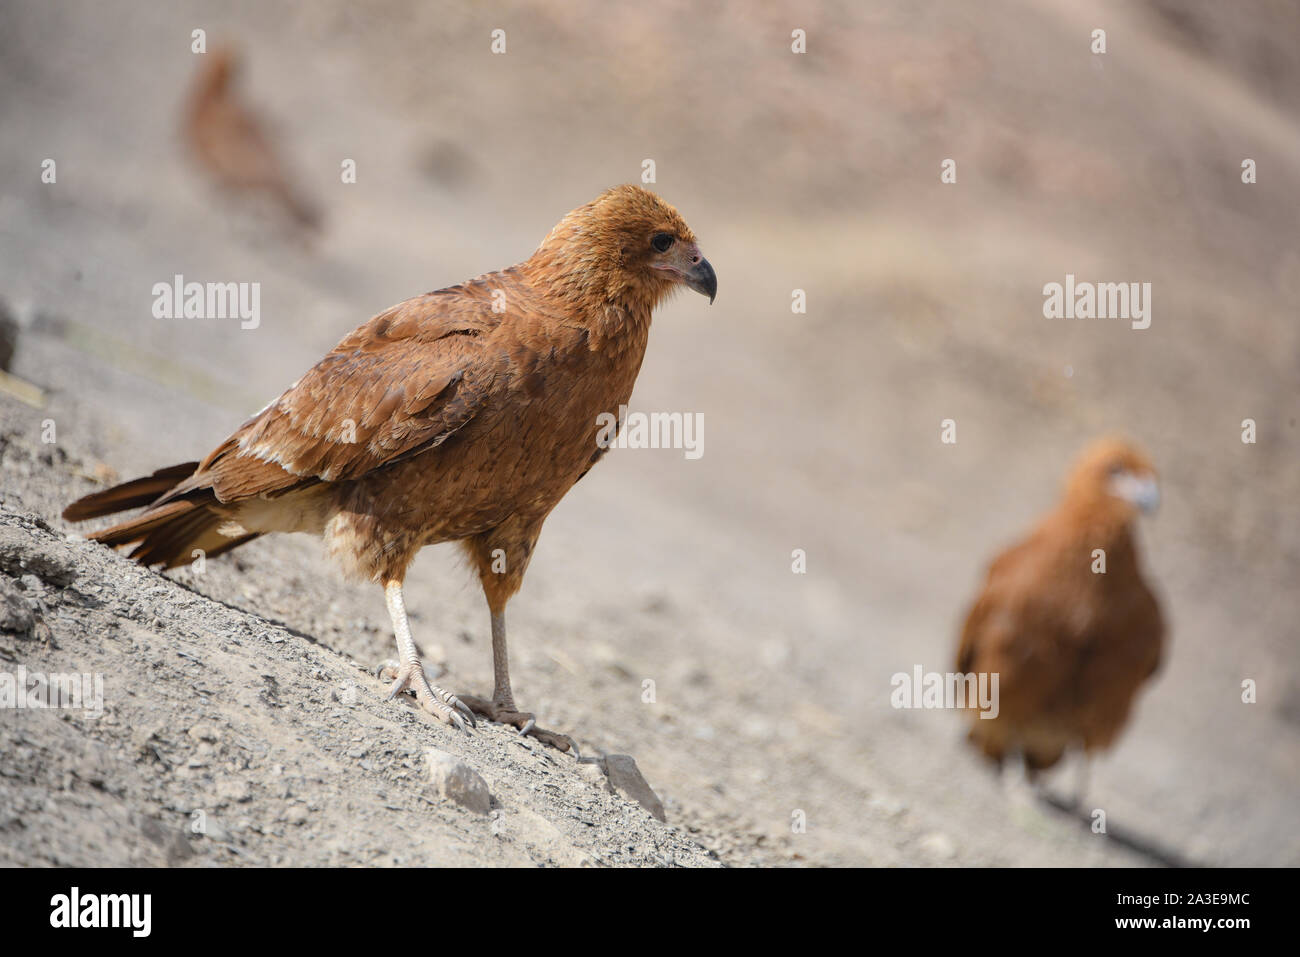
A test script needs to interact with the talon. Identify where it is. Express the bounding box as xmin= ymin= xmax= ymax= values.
xmin=385 ymin=663 xmax=472 ymax=730
xmin=456 ymin=696 xmax=574 ymax=753
xmin=434 ymin=688 xmax=476 ymax=727
xmin=453 ymin=697 xmax=477 ymax=725
xmin=385 ymin=677 xmax=405 ymax=701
